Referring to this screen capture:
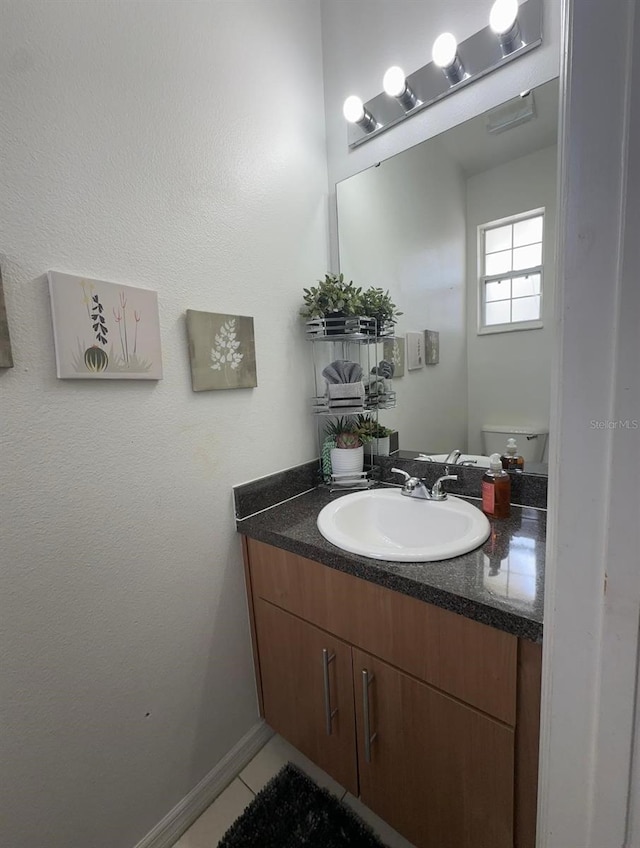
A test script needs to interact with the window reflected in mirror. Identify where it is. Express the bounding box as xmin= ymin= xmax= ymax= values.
xmin=480 ymin=210 xmax=544 ymax=332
